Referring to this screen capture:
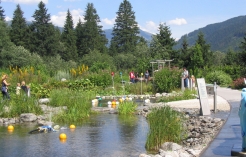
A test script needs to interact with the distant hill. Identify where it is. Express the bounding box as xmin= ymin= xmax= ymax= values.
xmin=104 ymin=29 xmax=153 ymax=41
xmin=175 ymin=15 xmax=246 ymax=52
